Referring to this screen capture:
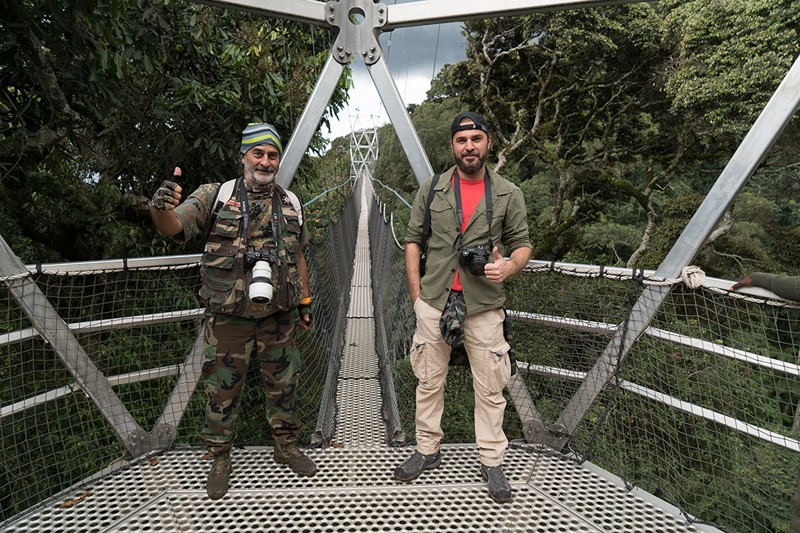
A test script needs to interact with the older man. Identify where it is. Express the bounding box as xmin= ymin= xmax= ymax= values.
xmin=151 ymin=123 xmax=315 ymax=500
